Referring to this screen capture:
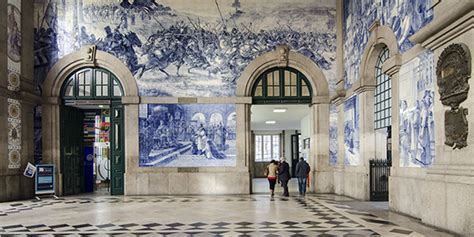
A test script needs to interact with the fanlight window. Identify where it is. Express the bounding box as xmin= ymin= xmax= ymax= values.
xmin=252 ymin=67 xmax=312 ymax=104
xmin=61 ymin=68 xmax=124 ymax=99
xmin=374 ymin=47 xmax=391 ymax=129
